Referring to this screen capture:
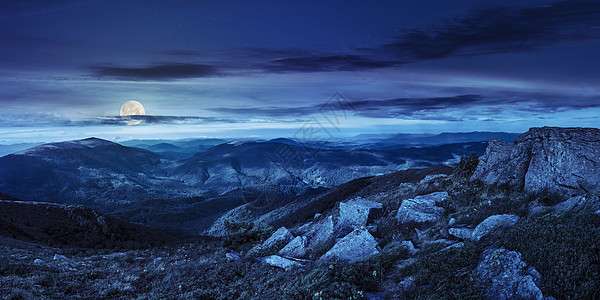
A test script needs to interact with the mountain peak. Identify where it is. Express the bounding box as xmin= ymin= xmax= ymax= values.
xmin=71 ymin=137 xmax=117 ymax=148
